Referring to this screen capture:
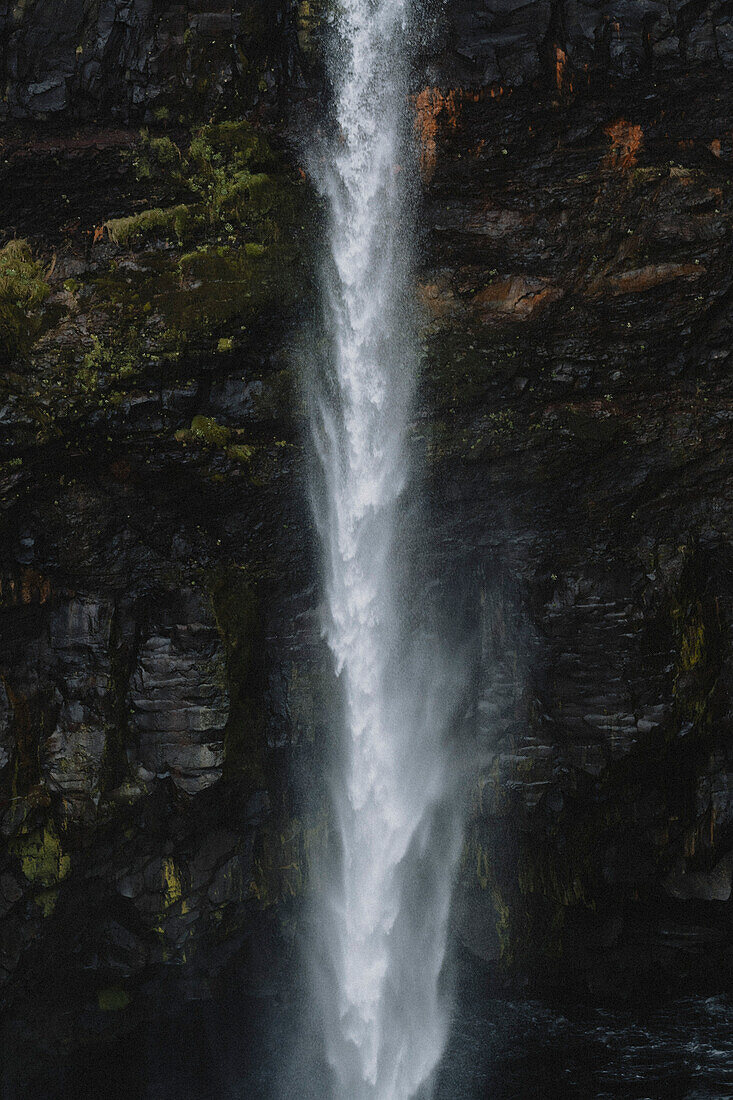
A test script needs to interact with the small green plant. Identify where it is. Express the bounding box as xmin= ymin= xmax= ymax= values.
xmin=189 ymin=414 xmax=231 ymax=447
xmin=0 ymin=240 xmax=51 ymax=361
